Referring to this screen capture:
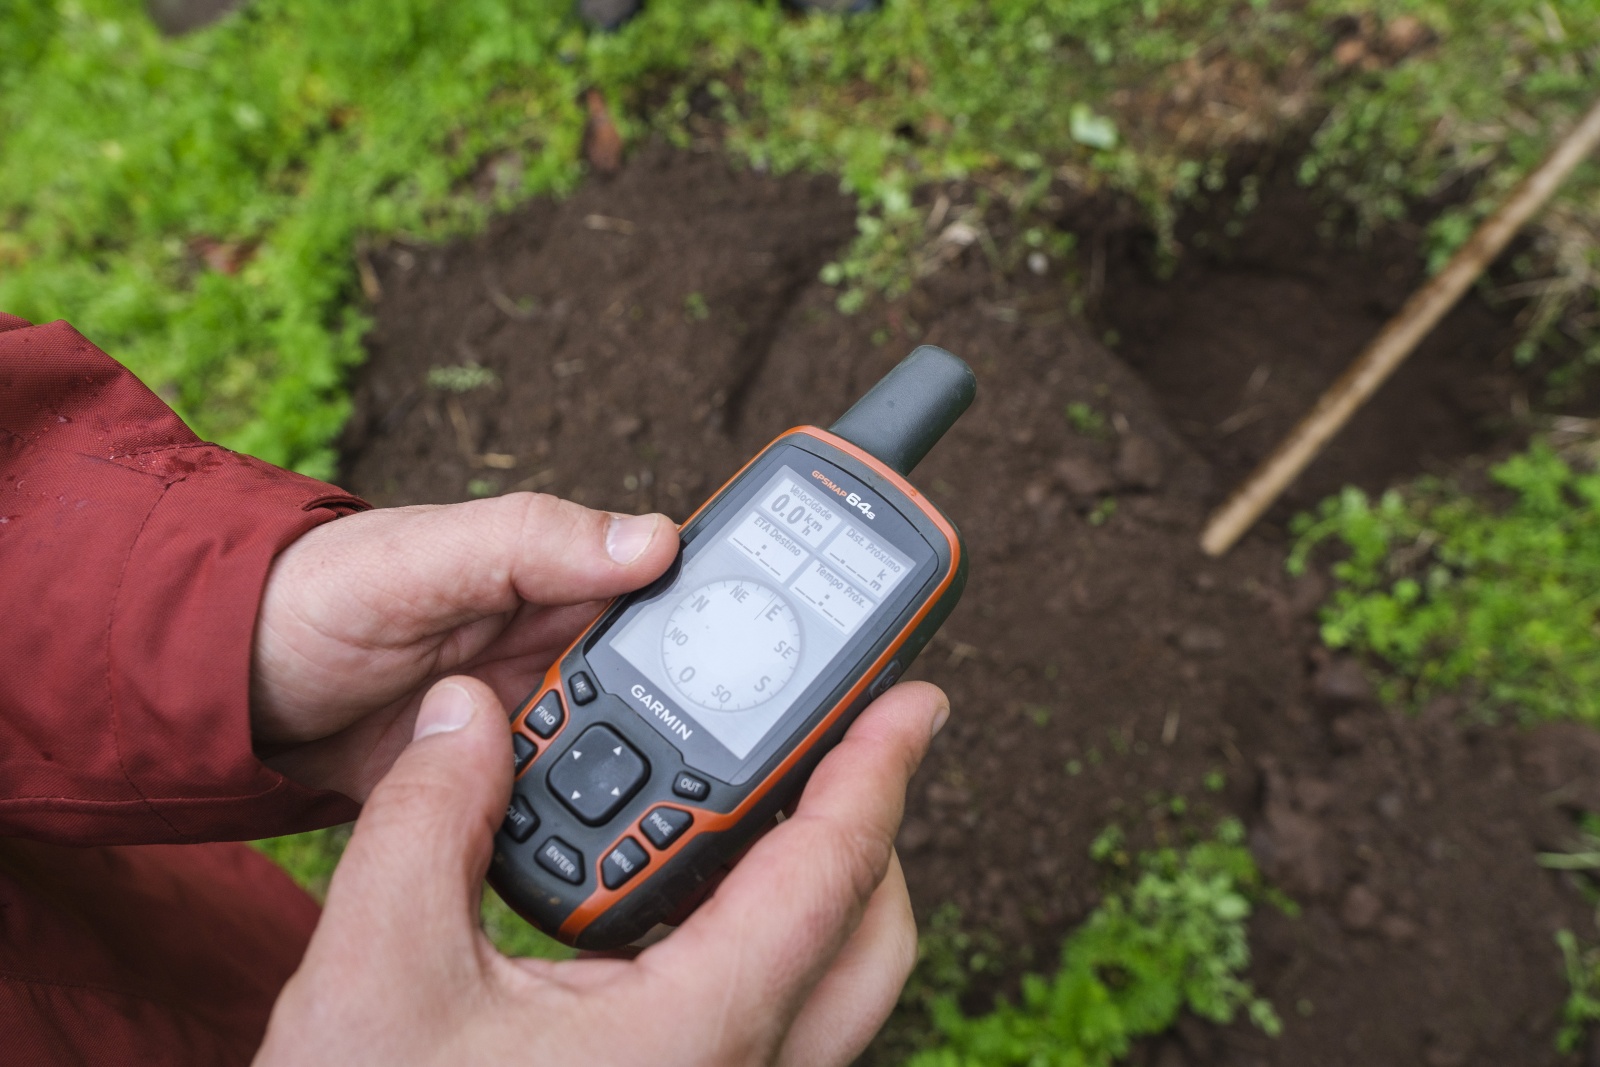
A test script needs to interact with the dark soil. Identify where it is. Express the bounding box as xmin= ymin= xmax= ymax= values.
xmin=341 ymin=145 xmax=1598 ymax=1066
xmin=1097 ymin=177 xmax=1529 ymax=526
